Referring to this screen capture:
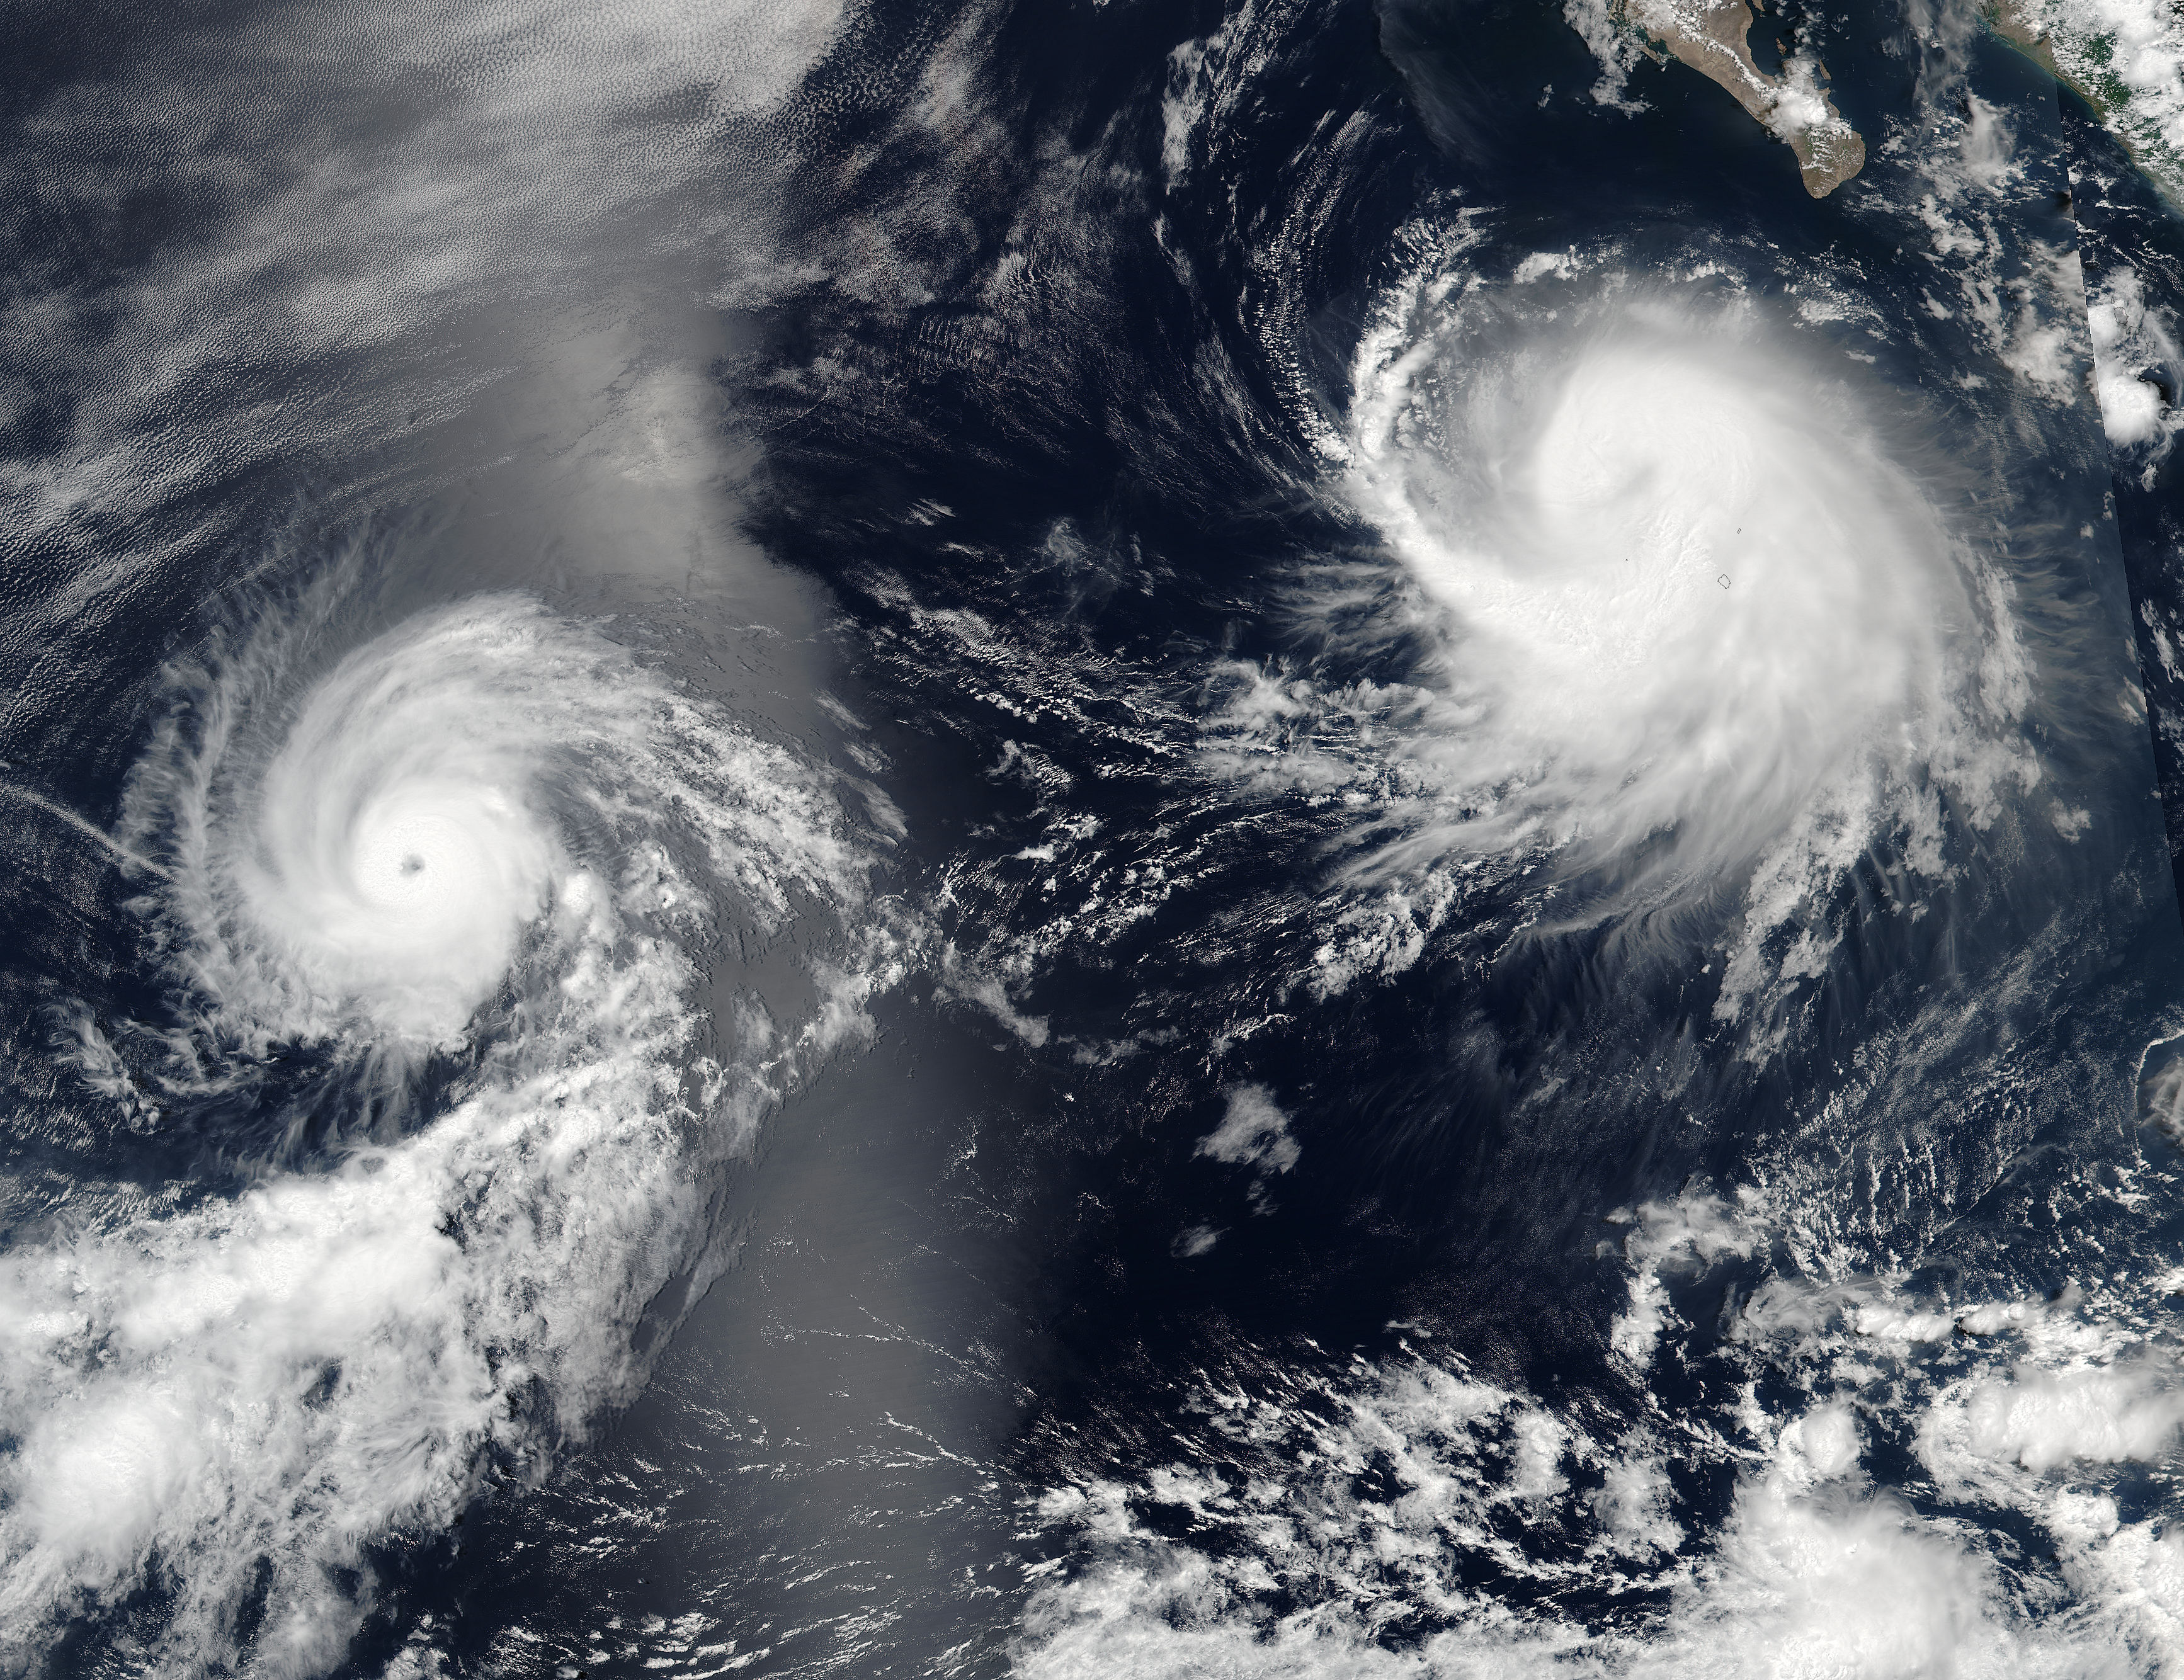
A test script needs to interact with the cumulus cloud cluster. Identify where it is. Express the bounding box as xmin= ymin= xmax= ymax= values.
xmin=1020 ymin=1184 xmax=2184 ymax=1678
